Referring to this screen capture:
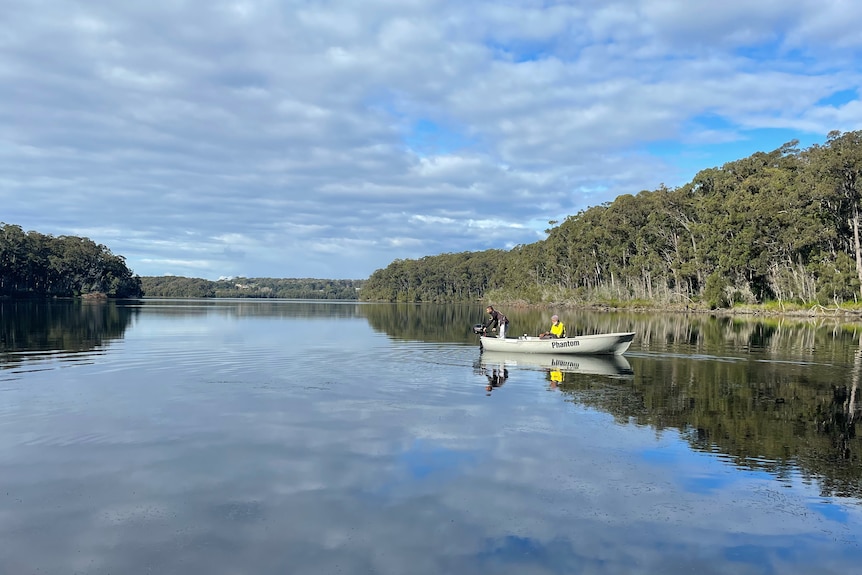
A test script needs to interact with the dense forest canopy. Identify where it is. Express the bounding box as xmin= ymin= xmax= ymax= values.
xmin=0 ymin=224 xmax=142 ymax=298
xmin=140 ymin=276 xmax=363 ymax=299
xmin=360 ymin=131 xmax=862 ymax=307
